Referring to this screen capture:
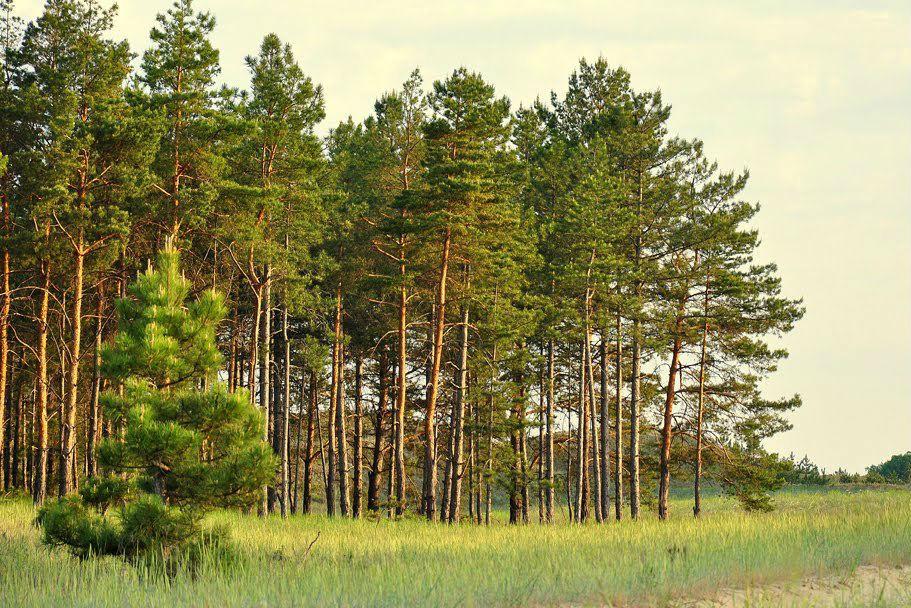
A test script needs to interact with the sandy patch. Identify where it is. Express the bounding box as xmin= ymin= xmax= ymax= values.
xmin=674 ymin=564 xmax=911 ymax=607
